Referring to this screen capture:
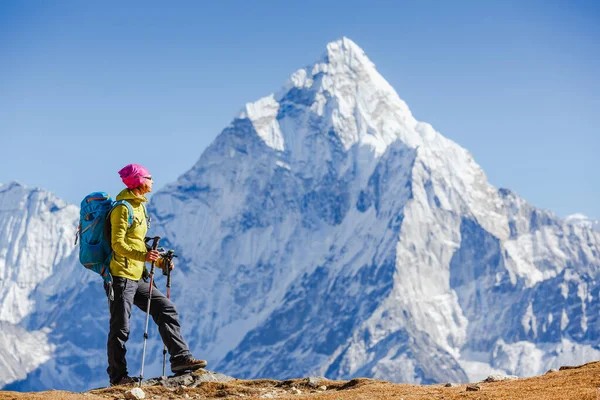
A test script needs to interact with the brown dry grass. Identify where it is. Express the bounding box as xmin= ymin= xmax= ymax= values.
xmin=1 ymin=361 xmax=599 ymax=400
